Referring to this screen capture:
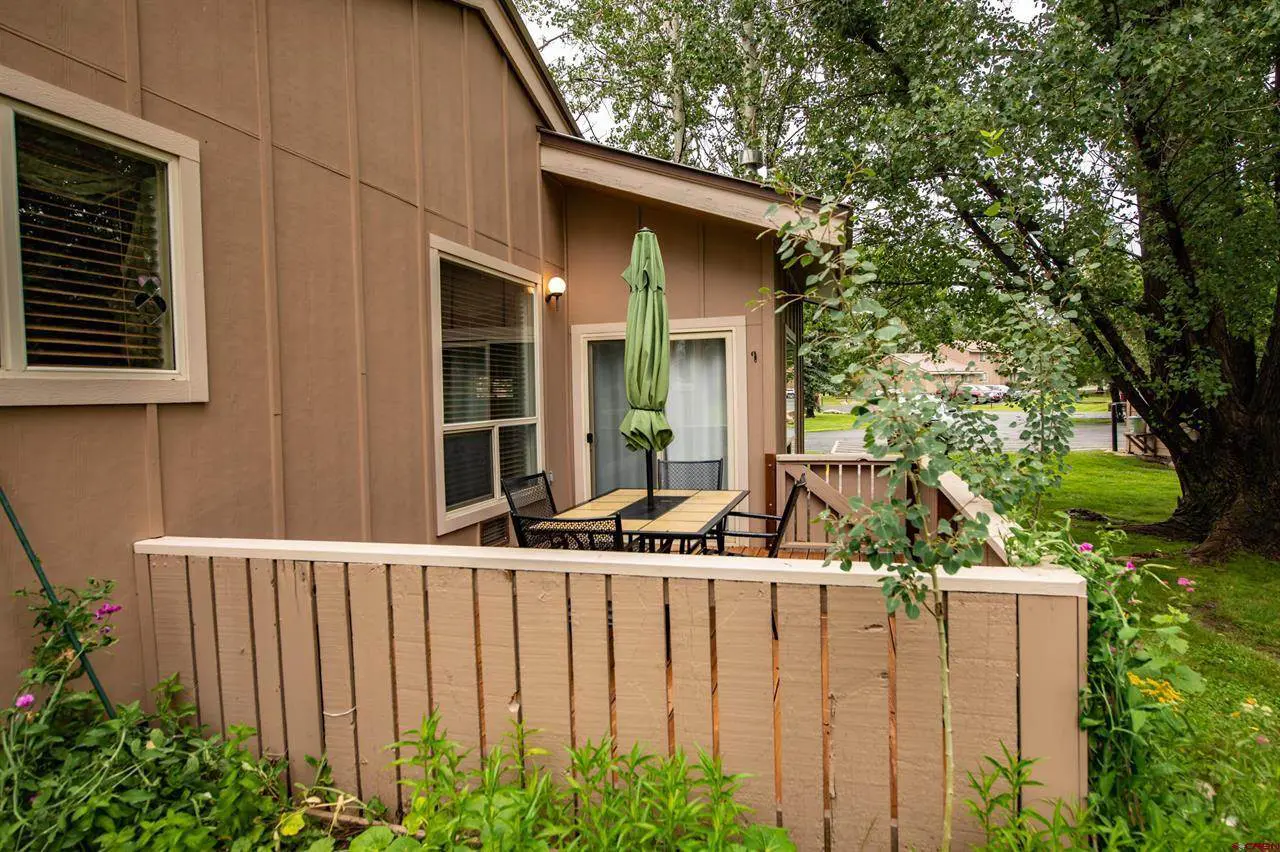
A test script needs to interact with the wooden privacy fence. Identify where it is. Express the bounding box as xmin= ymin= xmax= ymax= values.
xmin=132 ymin=537 xmax=1084 ymax=851
xmin=771 ymin=454 xmax=1014 ymax=566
